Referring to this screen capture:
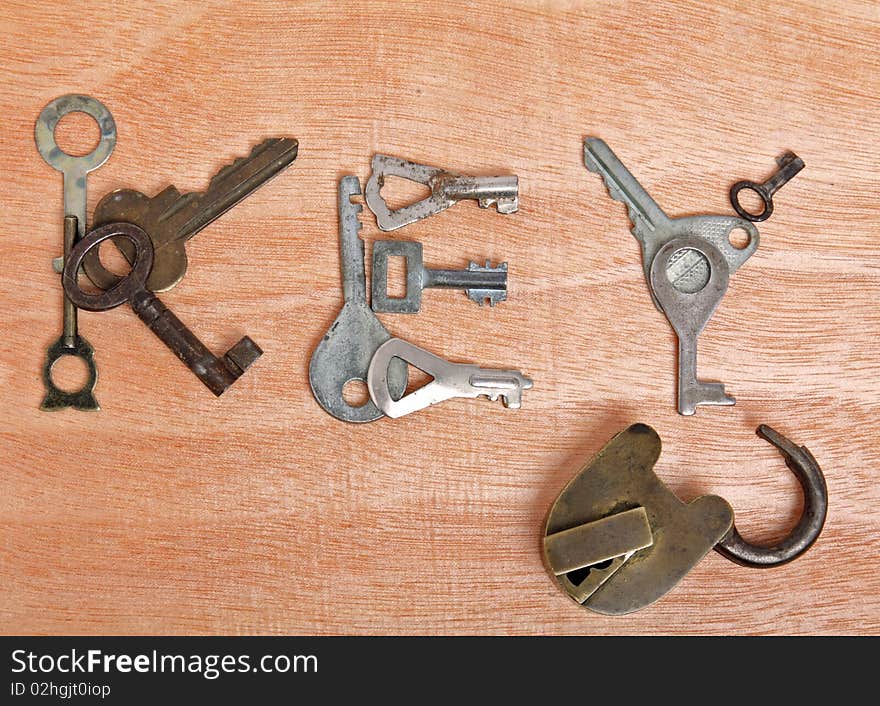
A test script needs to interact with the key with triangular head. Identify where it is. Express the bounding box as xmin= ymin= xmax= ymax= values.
xmin=583 ymin=137 xmax=760 ymax=415
xmin=84 ymin=137 xmax=298 ymax=292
